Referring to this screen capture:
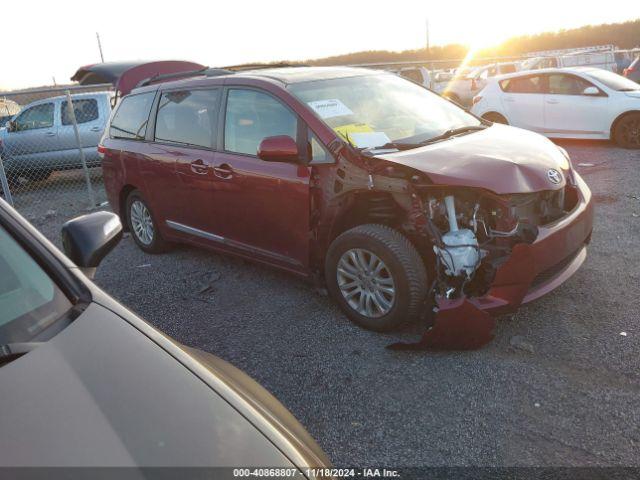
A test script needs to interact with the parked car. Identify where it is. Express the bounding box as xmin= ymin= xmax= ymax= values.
xmin=392 ymin=66 xmax=433 ymax=89
xmin=0 ymin=197 xmax=330 ymax=471
xmin=0 ymin=92 xmax=112 ymax=182
xmin=623 ymin=55 xmax=640 ymax=83
xmin=471 ymin=67 xmax=640 ymax=148
xmin=521 ymin=51 xmax=617 ymax=72
xmin=432 ymin=62 xmax=519 ymax=107
xmin=100 ymin=67 xmax=593 ymax=340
